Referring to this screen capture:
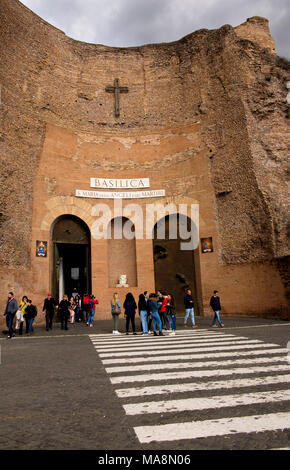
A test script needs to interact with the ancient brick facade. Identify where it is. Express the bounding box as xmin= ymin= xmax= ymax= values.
xmin=0 ymin=0 xmax=289 ymax=323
